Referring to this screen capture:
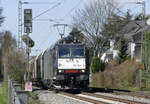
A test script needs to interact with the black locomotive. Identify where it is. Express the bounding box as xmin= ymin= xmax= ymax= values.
xmin=29 ymin=39 xmax=89 ymax=89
